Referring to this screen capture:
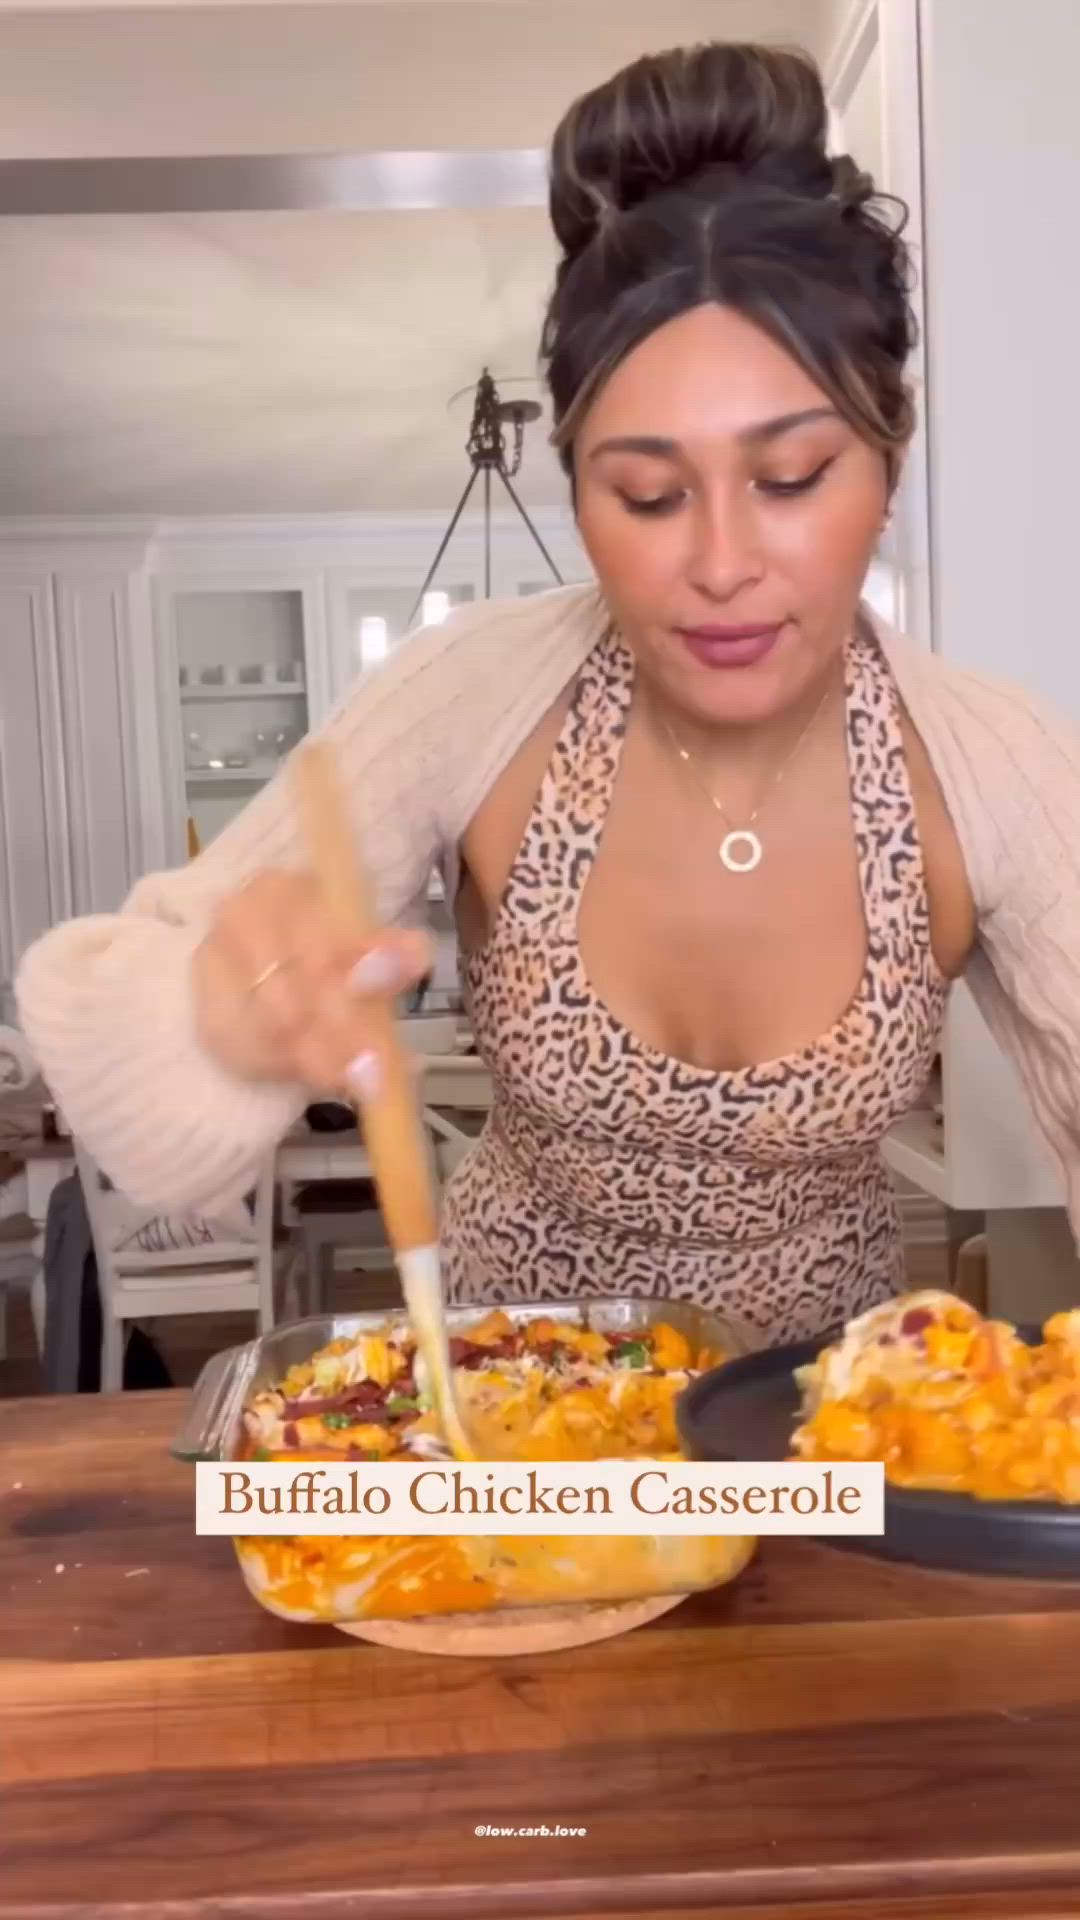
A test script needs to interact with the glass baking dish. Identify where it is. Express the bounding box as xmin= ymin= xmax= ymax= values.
xmin=171 ymin=1296 xmax=758 ymax=1625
